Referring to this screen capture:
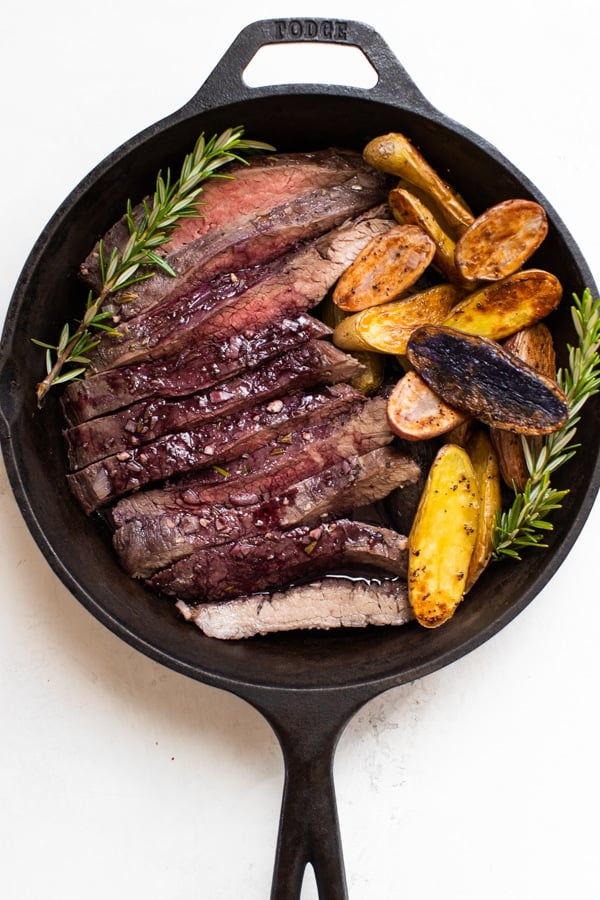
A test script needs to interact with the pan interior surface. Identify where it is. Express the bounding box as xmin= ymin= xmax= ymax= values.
xmin=2 ymin=91 xmax=598 ymax=694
